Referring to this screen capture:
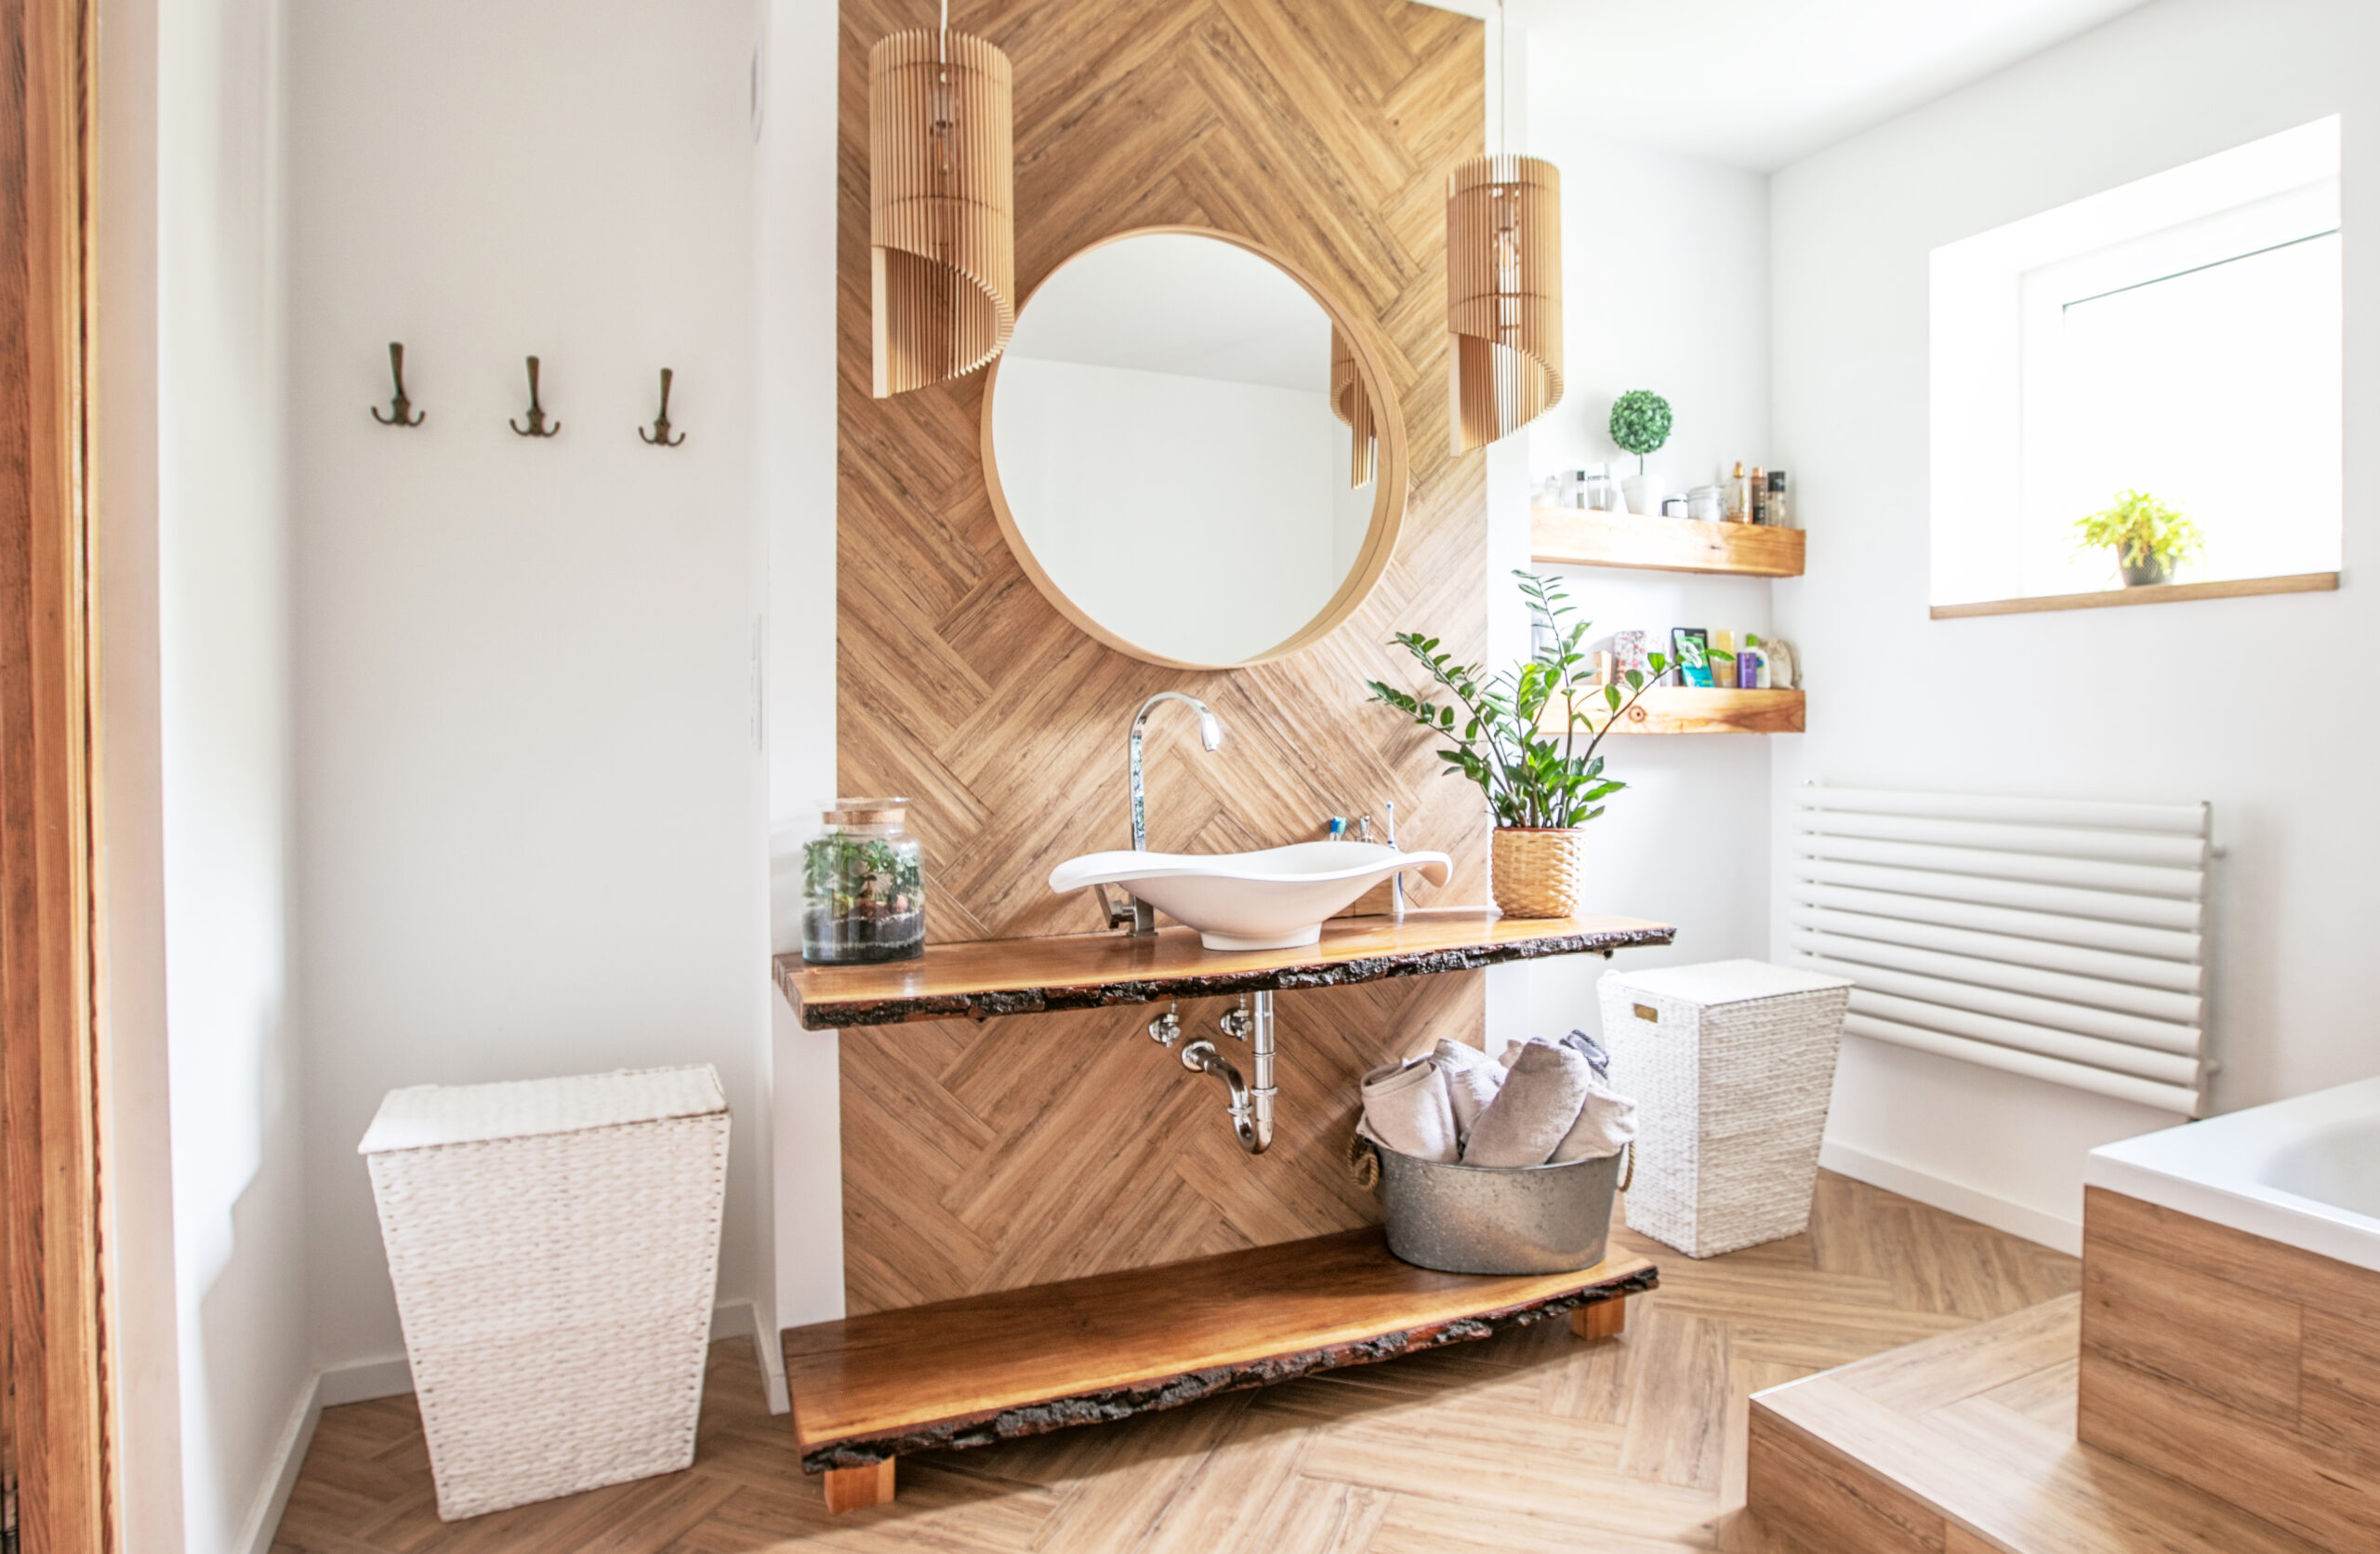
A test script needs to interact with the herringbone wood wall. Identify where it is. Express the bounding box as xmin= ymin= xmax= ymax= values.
xmin=836 ymin=0 xmax=1488 ymax=1314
